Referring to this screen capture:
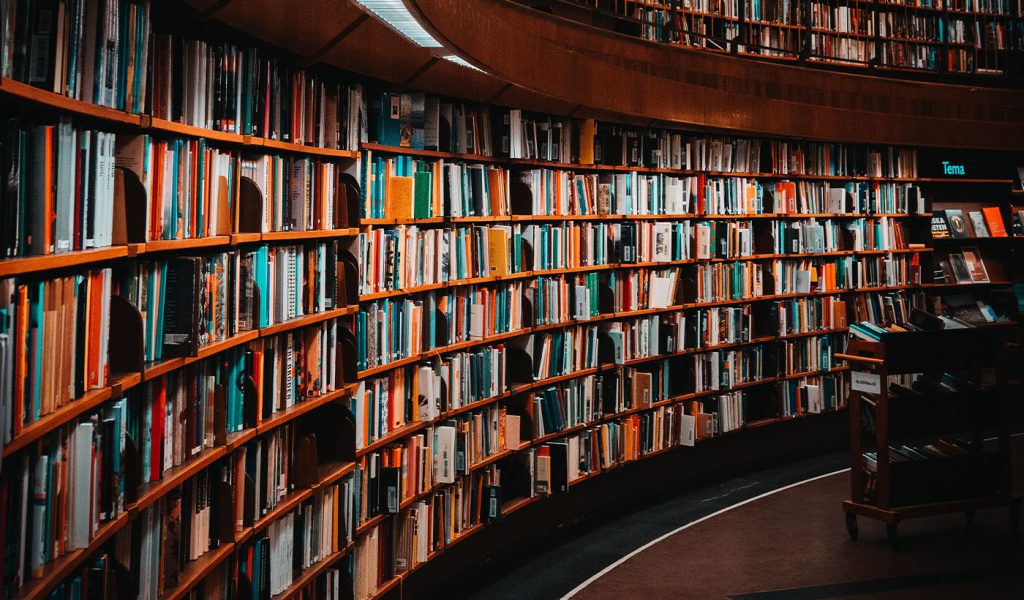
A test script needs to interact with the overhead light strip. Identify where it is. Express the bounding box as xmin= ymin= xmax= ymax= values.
xmin=350 ymin=0 xmax=443 ymax=48
xmin=351 ymin=0 xmax=487 ymax=72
